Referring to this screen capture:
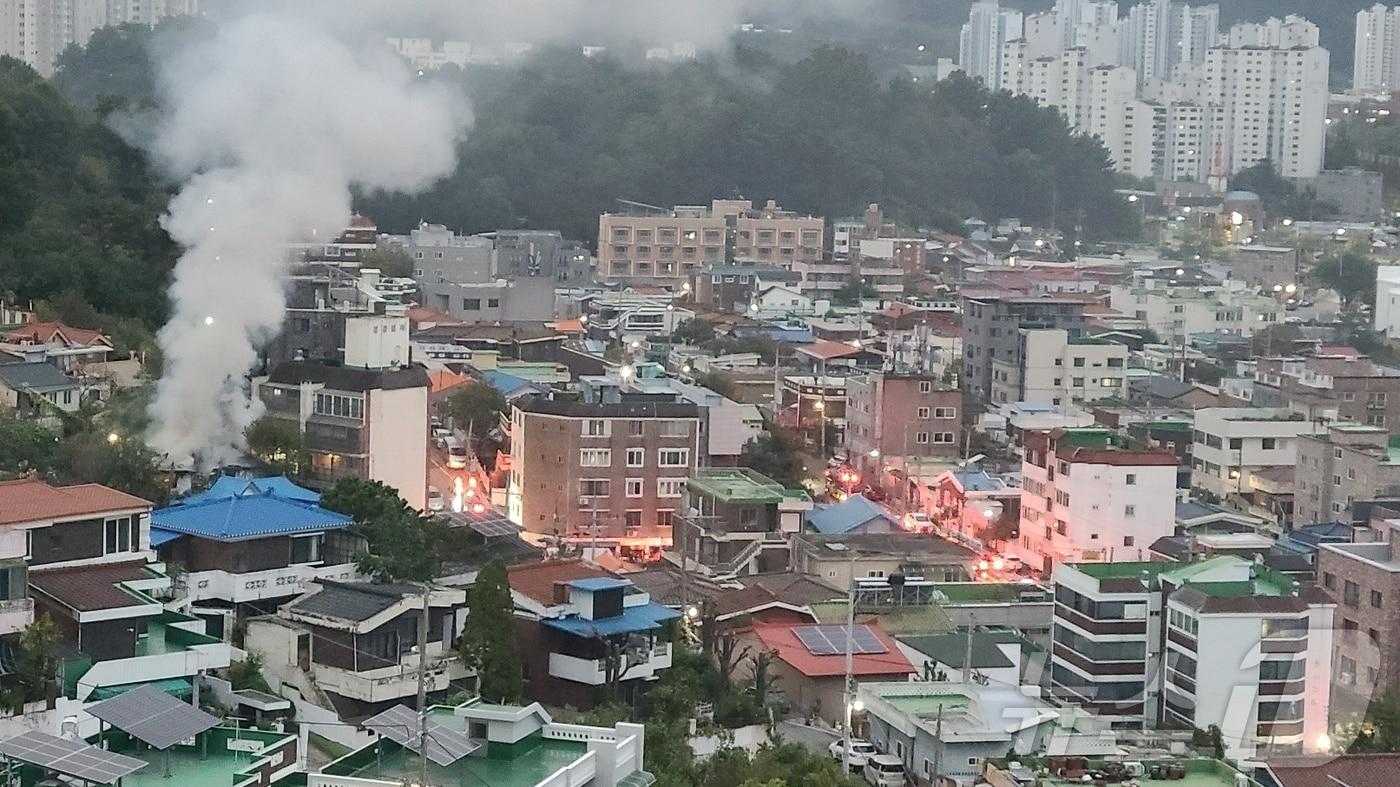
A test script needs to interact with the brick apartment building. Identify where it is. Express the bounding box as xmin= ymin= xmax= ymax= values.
xmin=597 ymin=199 xmax=823 ymax=284
xmin=507 ymin=398 xmax=701 ymax=551
xmin=1294 ymin=424 xmax=1400 ymax=525
xmin=845 ymin=372 xmax=962 ymax=480
xmin=1281 ymin=353 xmax=1400 ymax=429
xmin=961 ymin=292 xmax=1091 ymax=404
xmin=1316 ymin=516 xmax=1400 ymax=698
